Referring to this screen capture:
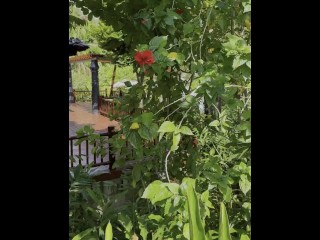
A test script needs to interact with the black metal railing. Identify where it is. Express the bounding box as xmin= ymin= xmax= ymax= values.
xmin=69 ymin=126 xmax=117 ymax=170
